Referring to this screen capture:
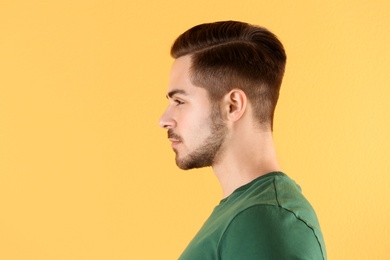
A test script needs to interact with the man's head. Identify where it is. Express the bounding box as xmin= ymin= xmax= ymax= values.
xmin=160 ymin=21 xmax=286 ymax=170
xmin=171 ymin=20 xmax=286 ymax=130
